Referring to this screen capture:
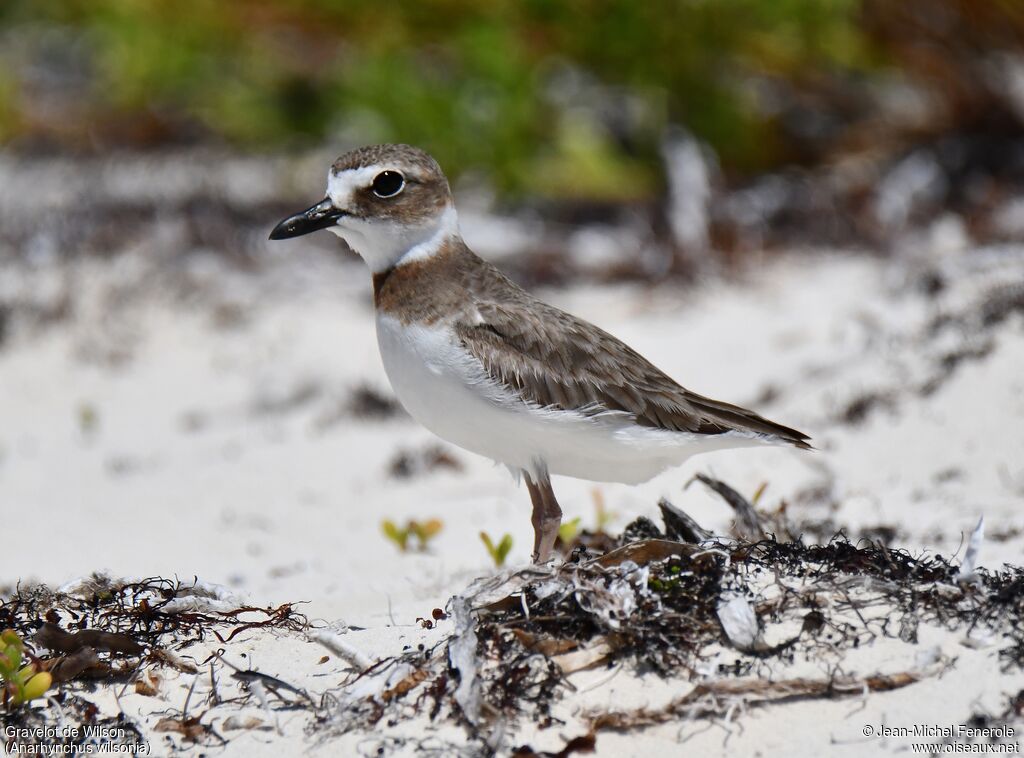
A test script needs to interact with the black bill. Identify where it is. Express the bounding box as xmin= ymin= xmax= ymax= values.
xmin=269 ymin=198 xmax=343 ymax=240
